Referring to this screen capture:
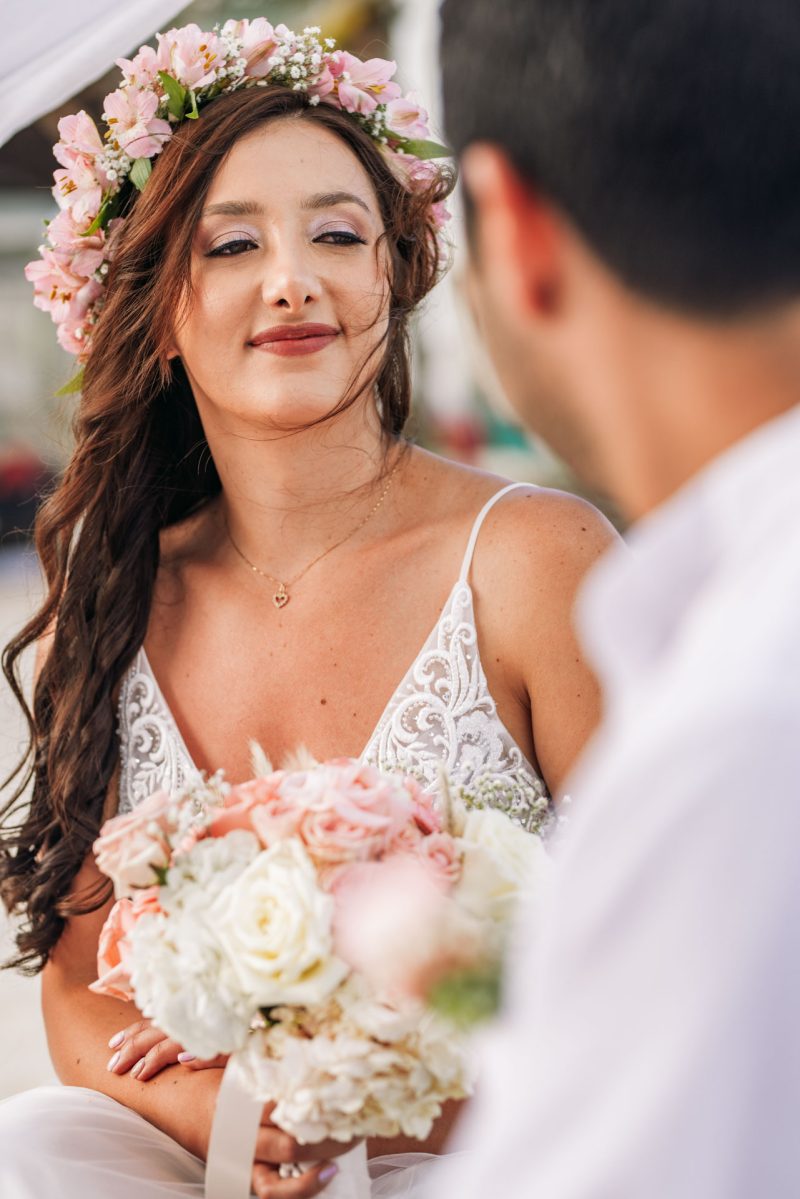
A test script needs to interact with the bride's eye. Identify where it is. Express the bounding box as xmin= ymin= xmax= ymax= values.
xmin=313 ymin=228 xmax=367 ymax=247
xmin=206 ymin=234 xmax=259 ymax=258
